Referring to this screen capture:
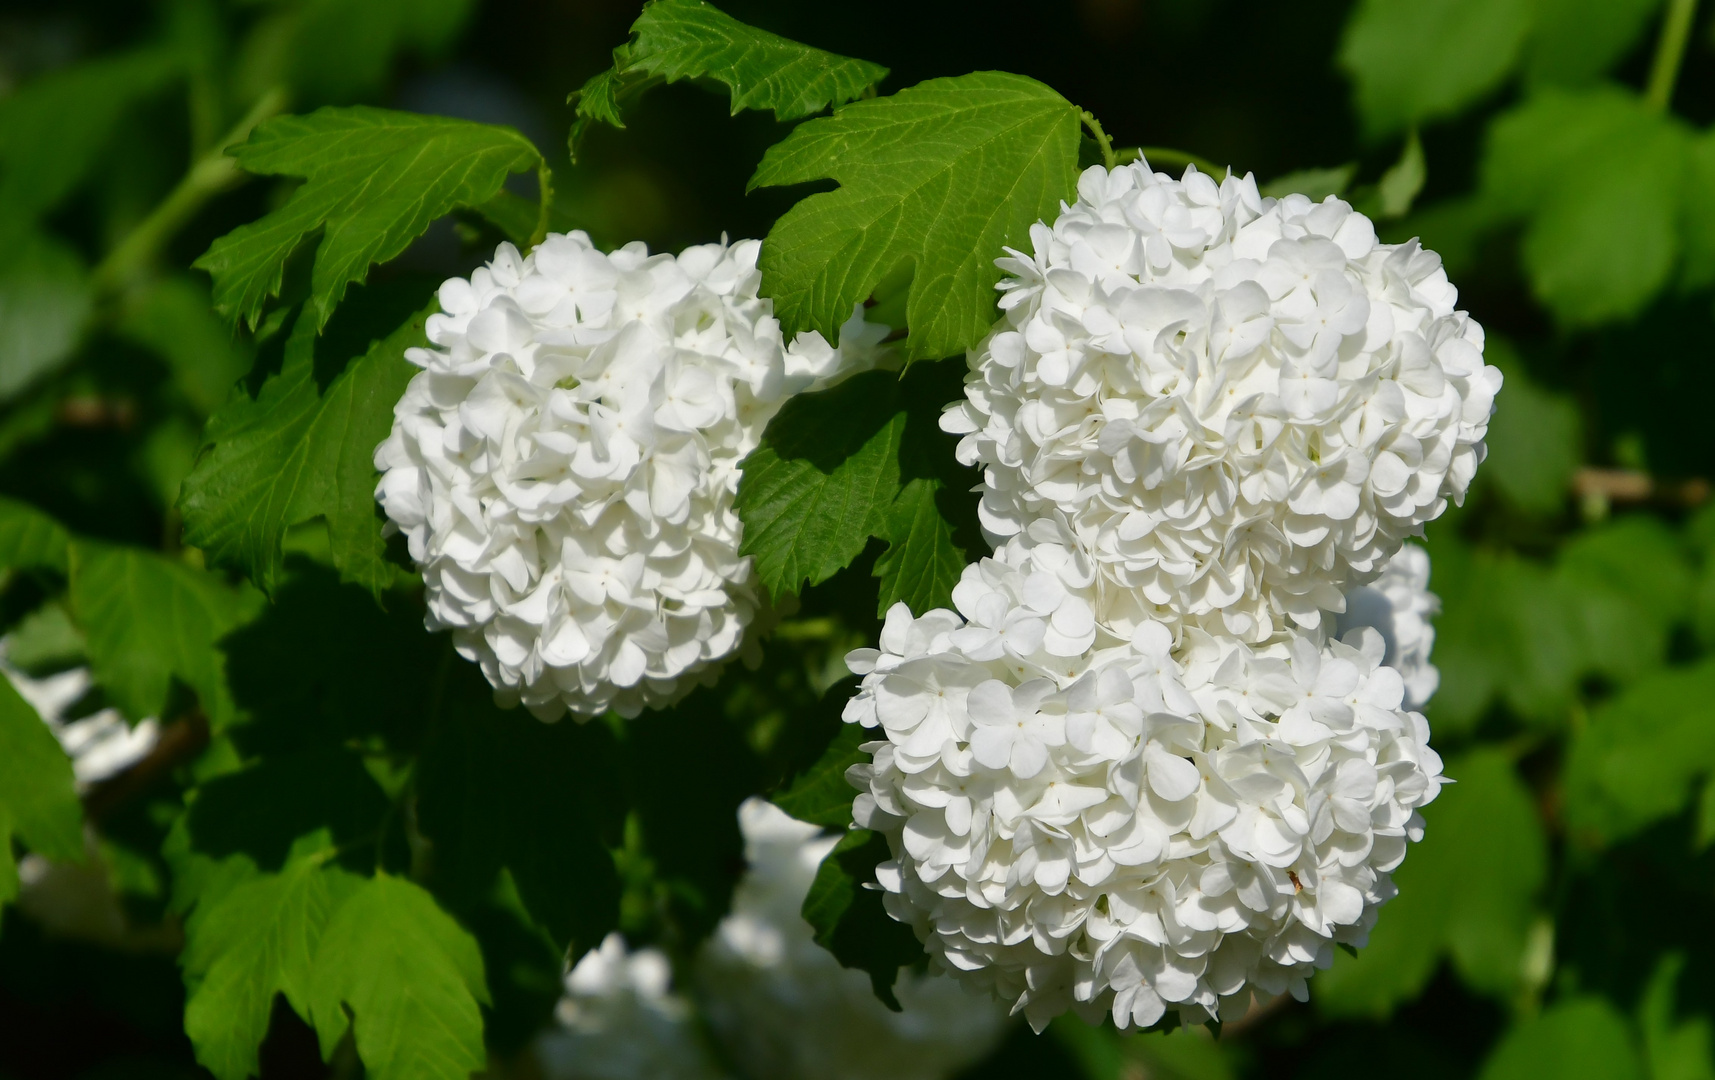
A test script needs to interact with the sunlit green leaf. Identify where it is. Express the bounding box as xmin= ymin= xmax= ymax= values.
xmin=1563 ymin=660 xmax=1715 ymax=847
xmin=873 ymin=477 xmax=965 ymax=618
xmin=0 ymin=673 xmax=83 ymax=863
xmin=182 ymin=860 xmax=361 ymax=1080
xmin=753 ymin=72 xmax=1081 ymax=361
xmin=0 ymin=496 xmax=70 ymax=575
xmin=0 ymin=228 xmax=92 ymax=402
xmin=736 ymin=370 xmax=906 ymax=597
xmin=307 ymin=873 xmax=490 ymax=1080
xmin=196 ymin=107 xmax=540 ymax=332
xmin=1482 ymin=87 xmax=1690 ymax=326
xmin=772 ymin=722 xmax=866 ymax=830
xmin=572 ymin=0 xmax=888 ymax=154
